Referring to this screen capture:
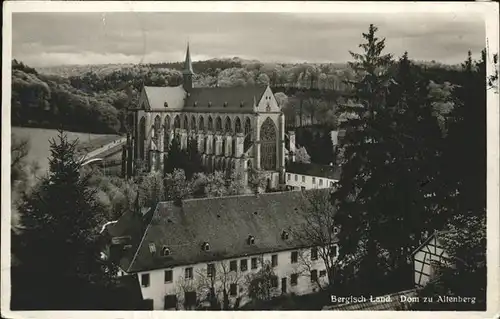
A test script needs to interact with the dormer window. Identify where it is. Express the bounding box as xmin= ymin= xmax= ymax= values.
xmin=333 ymin=226 xmax=340 ymax=235
xmin=161 ymin=246 xmax=171 ymax=256
xmin=281 ymin=230 xmax=289 ymax=240
xmin=193 ymin=101 xmax=198 ymax=107
xmin=247 ymin=235 xmax=255 ymax=245
xmin=240 ymin=101 xmax=244 ymax=107
xmin=202 ymin=242 xmax=210 ymax=251
xmin=149 ymin=243 xmax=156 ymax=255
xmin=224 ymin=102 xmax=228 ymax=107
xmin=164 ymin=101 xmax=169 ymax=108
xmin=208 ymin=101 xmax=212 ymax=107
